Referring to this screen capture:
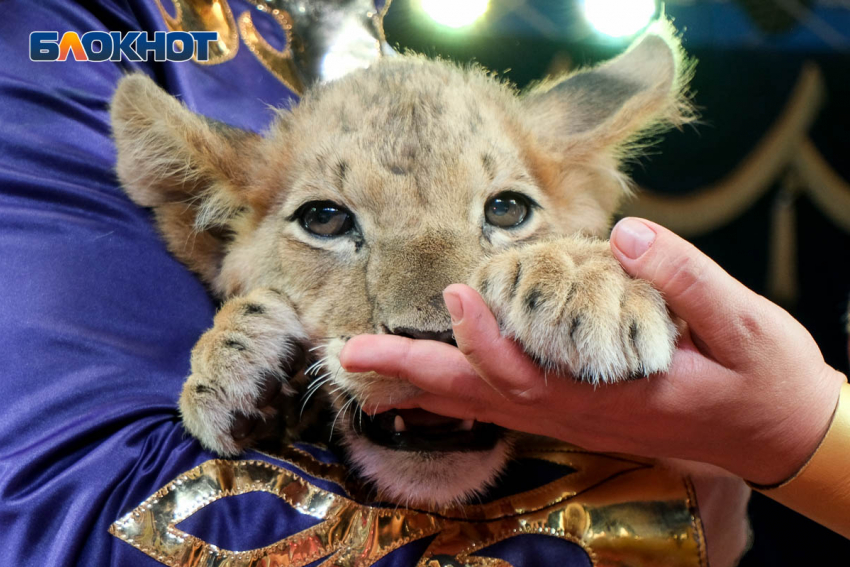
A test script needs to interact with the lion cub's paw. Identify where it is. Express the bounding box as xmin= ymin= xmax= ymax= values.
xmin=179 ymin=289 xmax=307 ymax=456
xmin=471 ymin=238 xmax=677 ymax=384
